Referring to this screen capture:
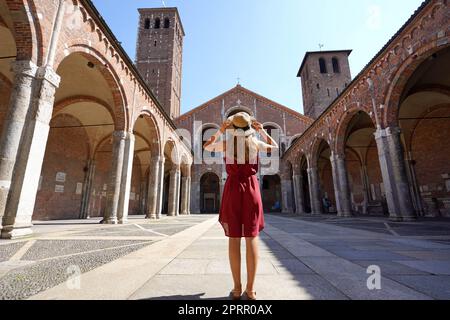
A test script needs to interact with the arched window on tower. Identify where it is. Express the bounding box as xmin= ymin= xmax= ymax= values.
xmin=144 ymin=18 xmax=151 ymax=29
xmin=164 ymin=18 xmax=170 ymax=28
xmin=319 ymin=58 xmax=327 ymax=74
xmin=332 ymin=57 xmax=340 ymax=73
xmin=154 ymin=18 xmax=161 ymax=29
